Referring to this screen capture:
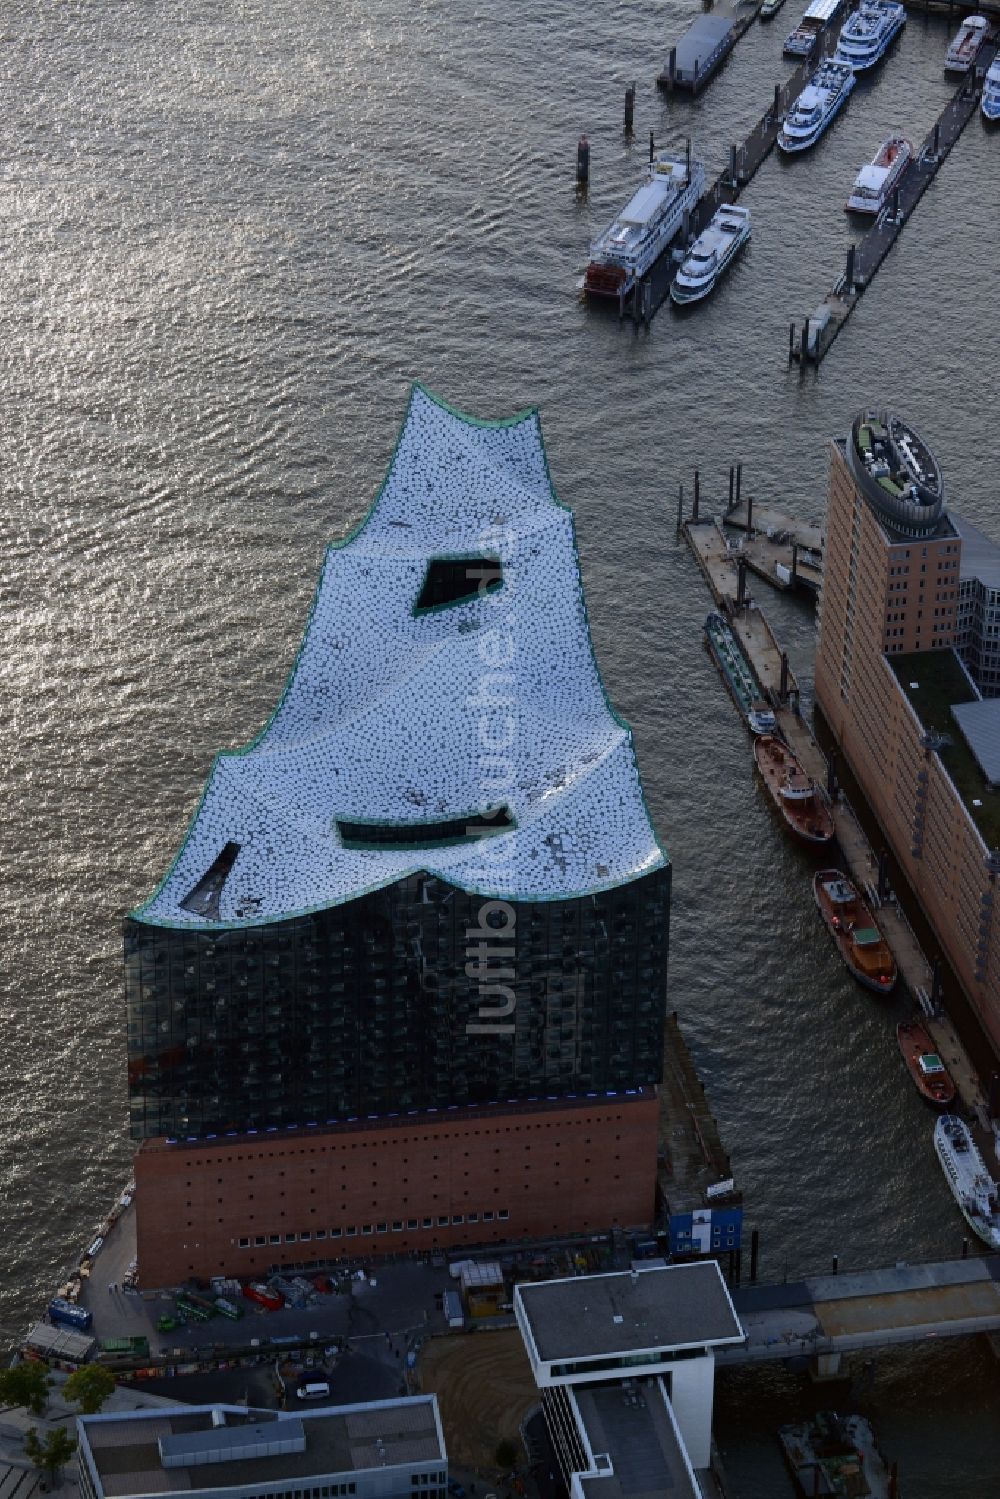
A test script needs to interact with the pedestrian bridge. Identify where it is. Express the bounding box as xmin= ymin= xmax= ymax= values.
xmin=718 ymin=1255 xmax=1000 ymax=1375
